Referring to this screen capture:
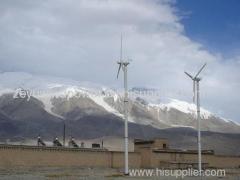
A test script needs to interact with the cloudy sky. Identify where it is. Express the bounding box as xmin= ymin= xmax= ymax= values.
xmin=0 ymin=0 xmax=239 ymax=121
